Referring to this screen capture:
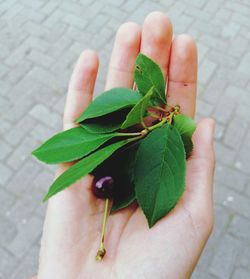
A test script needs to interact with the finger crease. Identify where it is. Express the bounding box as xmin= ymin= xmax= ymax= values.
xmin=109 ymin=65 xmax=134 ymax=75
xmin=168 ymin=79 xmax=197 ymax=85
